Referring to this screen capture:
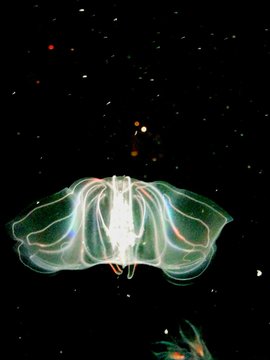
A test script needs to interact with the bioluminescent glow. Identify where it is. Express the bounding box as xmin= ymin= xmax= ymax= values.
xmin=8 ymin=176 xmax=232 ymax=281
xmin=153 ymin=320 xmax=213 ymax=360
